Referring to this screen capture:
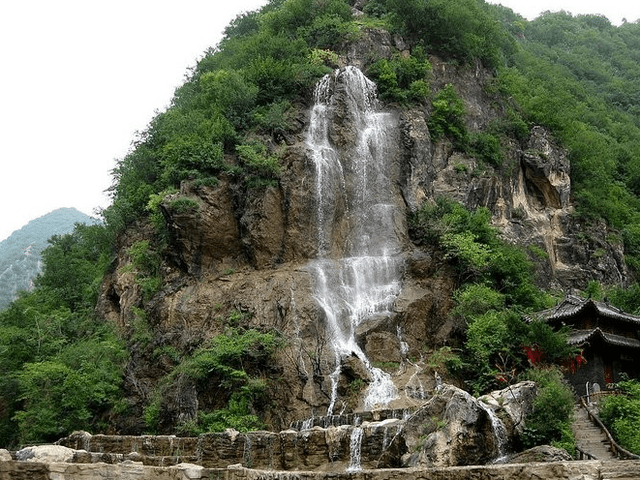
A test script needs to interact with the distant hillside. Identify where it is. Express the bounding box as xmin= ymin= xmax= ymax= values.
xmin=0 ymin=208 xmax=100 ymax=310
